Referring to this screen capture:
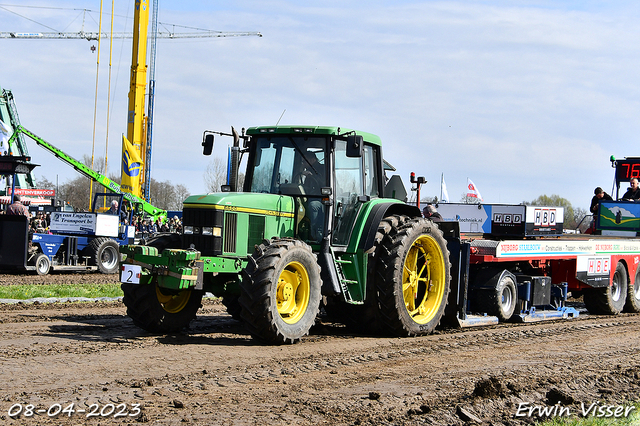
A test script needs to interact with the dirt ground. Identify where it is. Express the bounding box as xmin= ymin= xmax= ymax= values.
xmin=0 ymin=272 xmax=639 ymax=425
